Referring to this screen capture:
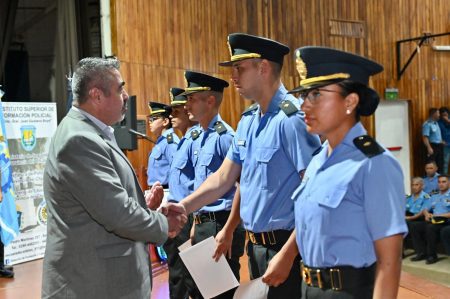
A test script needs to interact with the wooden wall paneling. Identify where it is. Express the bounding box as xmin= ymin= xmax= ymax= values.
xmin=111 ymin=0 xmax=450 ymax=181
